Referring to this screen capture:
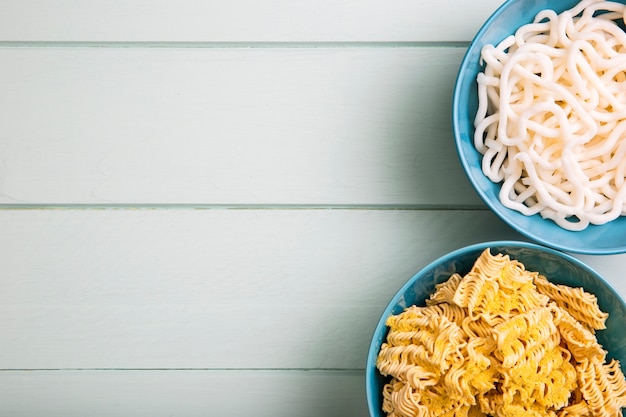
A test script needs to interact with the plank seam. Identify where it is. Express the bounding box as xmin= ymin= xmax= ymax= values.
xmin=0 ymin=368 xmax=365 ymax=372
xmin=0 ymin=204 xmax=488 ymax=211
xmin=0 ymin=41 xmax=470 ymax=49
